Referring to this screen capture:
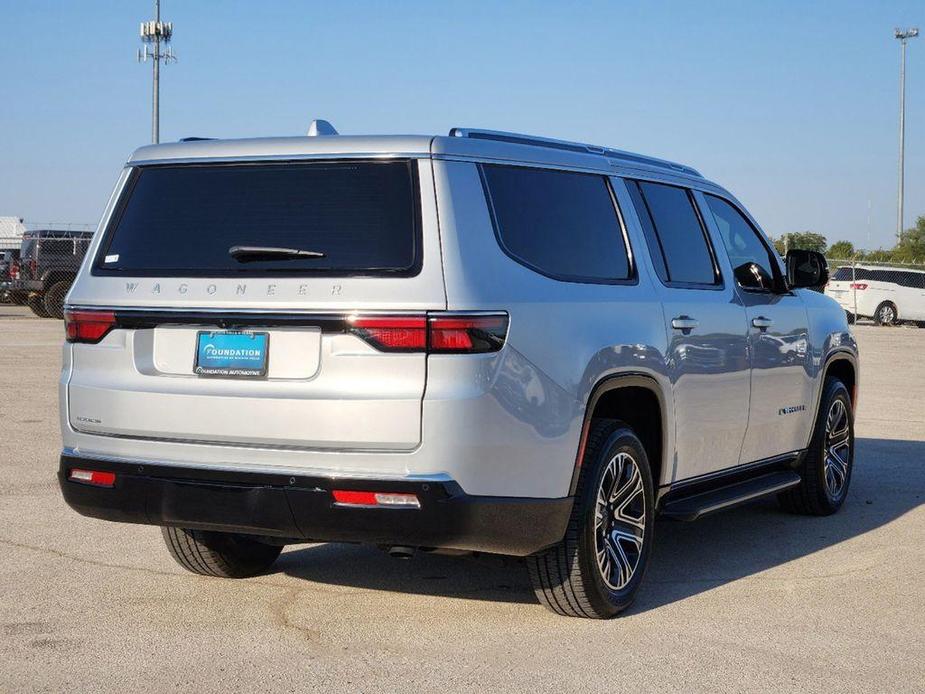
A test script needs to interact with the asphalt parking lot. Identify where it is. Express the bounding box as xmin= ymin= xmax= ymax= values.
xmin=1 ymin=305 xmax=922 ymax=693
